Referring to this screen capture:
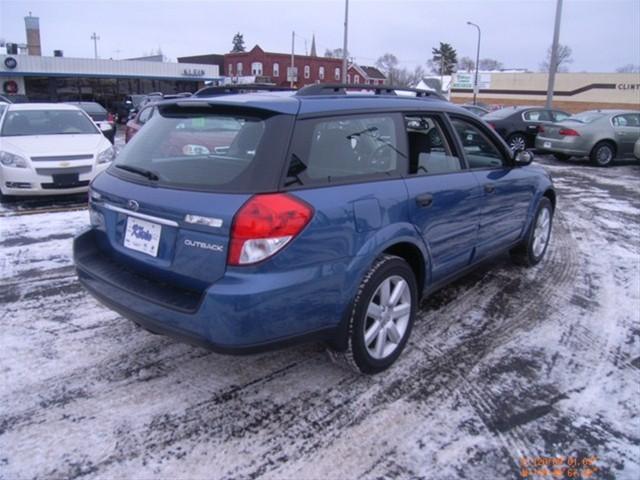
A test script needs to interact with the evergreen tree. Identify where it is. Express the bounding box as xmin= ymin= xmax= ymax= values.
xmin=231 ymin=33 xmax=246 ymax=53
xmin=429 ymin=42 xmax=458 ymax=75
